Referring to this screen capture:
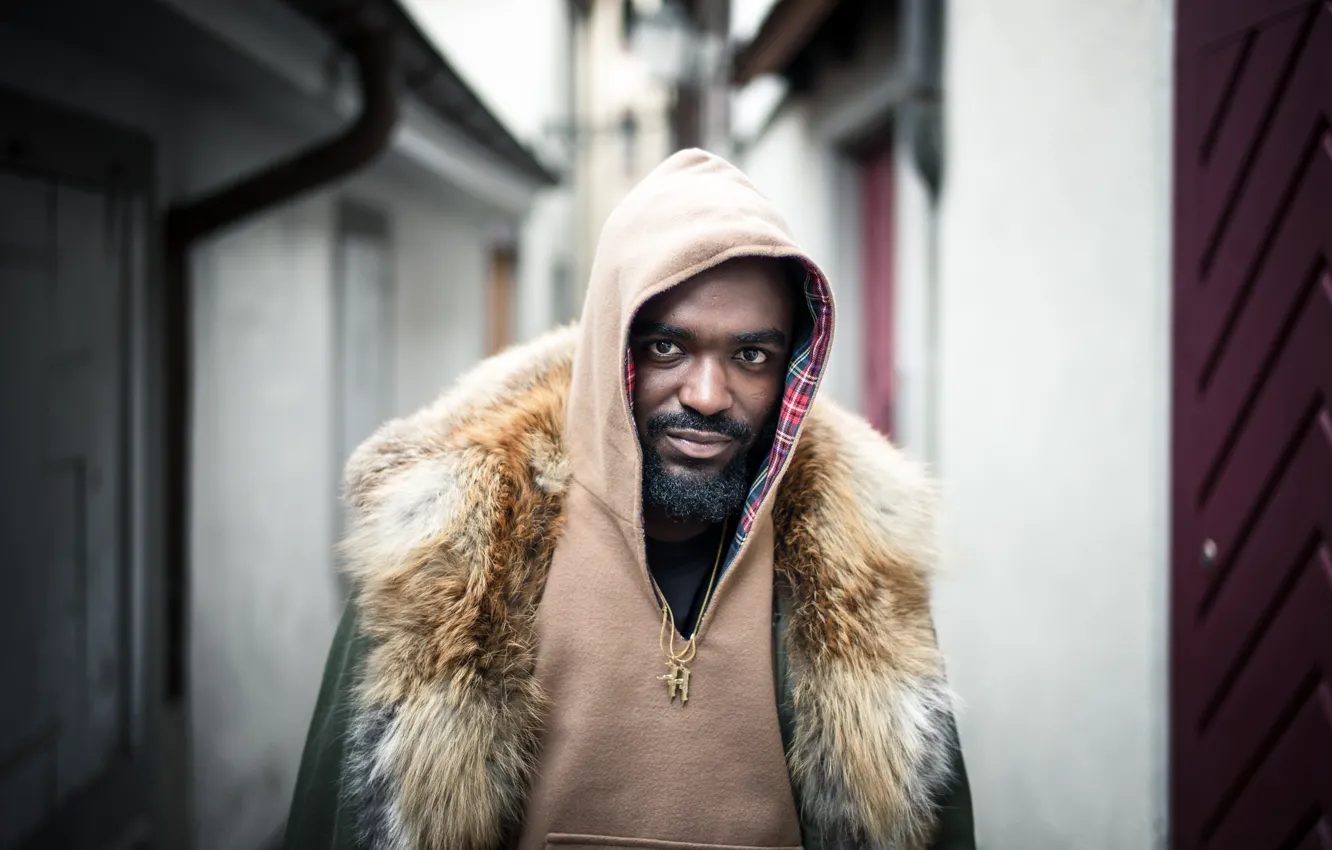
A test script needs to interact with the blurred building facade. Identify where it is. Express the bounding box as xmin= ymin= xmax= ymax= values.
xmin=0 ymin=0 xmax=744 ymax=847
xmin=0 ymin=0 xmax=558 ymax=848
xmin=727 ymin=1 xmax=1328 ymax=849
xmin=560 ymin=0 xmax=733 ymax=304
xmin=1 ymin=0 xmax=1324 ymax=847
